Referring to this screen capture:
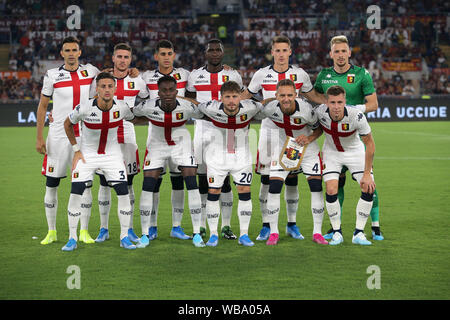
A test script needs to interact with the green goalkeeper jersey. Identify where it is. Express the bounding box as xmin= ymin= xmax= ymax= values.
xmin=314 ymin=65 xmax=375 ymax=105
